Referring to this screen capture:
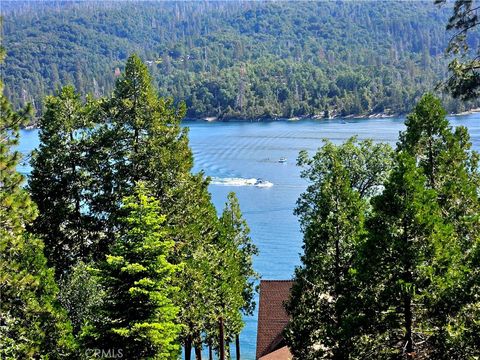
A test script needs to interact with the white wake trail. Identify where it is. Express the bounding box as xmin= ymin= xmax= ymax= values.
xmin=210 ymin=177 xmax=273 ymax=187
